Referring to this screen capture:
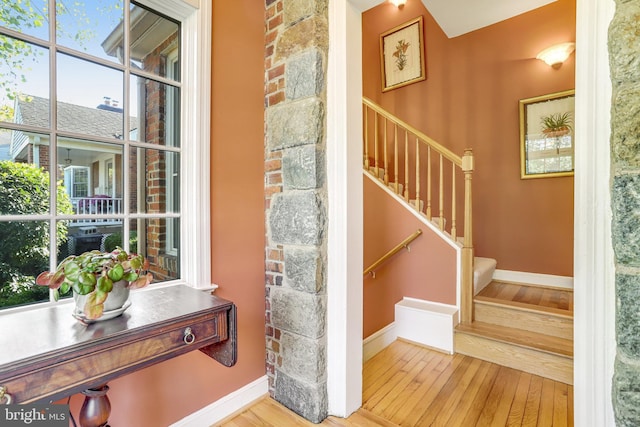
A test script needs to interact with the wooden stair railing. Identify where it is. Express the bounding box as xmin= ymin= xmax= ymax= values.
xmin=363 ymin=97 xmax=475 ymax=324
xmin=363 ymin=229 xmax=423 ymax=278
